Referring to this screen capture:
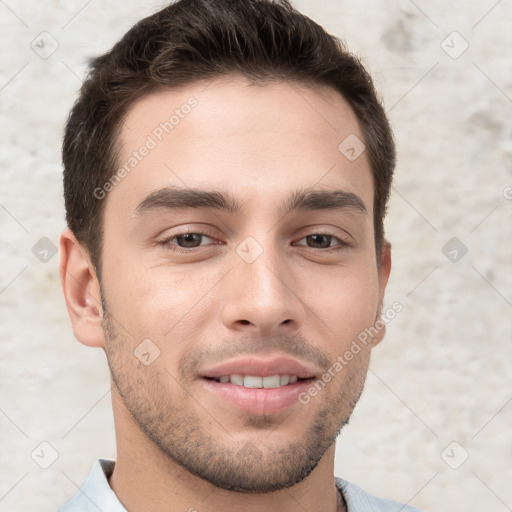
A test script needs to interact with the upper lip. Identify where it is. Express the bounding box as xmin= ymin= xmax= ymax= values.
xmin=200 ymin=356 xmax=318 ymax=379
